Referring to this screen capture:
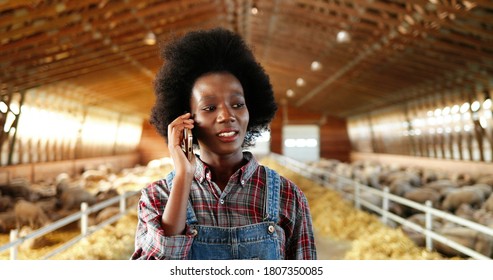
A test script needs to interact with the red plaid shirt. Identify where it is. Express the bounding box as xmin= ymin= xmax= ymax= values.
xmin=131 ymin=152 xmax=317 ymax=260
